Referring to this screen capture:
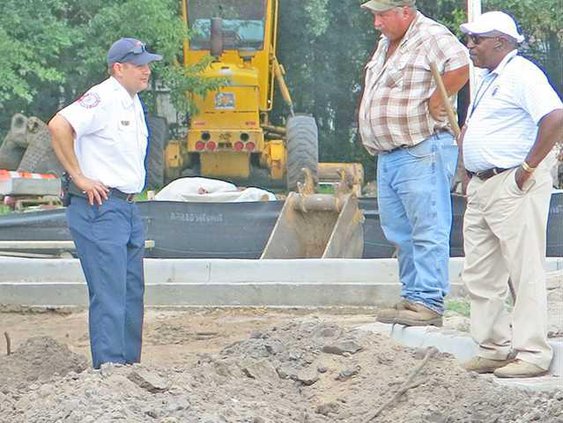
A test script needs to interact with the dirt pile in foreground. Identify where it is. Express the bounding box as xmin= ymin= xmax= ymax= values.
xmin=0 ymin=336 xmax=87 ymax=392
xmin=1 ymin=320 xmax=562 ymax=422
